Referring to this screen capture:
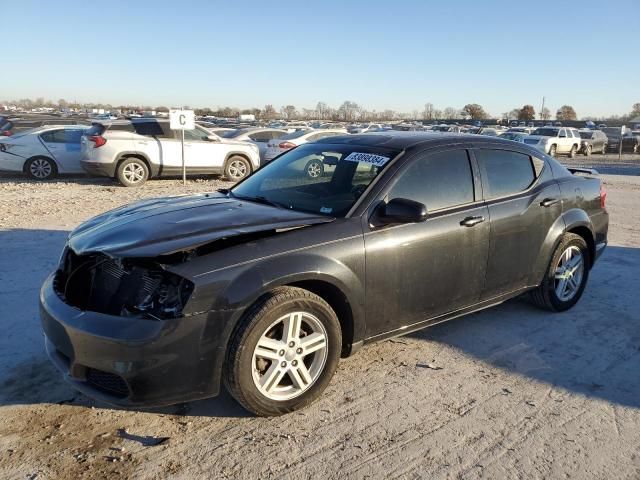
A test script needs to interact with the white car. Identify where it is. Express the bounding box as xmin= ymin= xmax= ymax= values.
xmin=222 ymin=127 xmax=288 ymax=162
xmin=0 ymin=125 xmax=91 ymax=179
xmin=81 ymin=119 xmax=261 ymax=186
xmin=349 ymin=123 xmax=384 ymax=134
xmin=264 ymin=129 xmax=347 ymax=163
xmin=523 ymin=127 xmax=582 ymax=157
